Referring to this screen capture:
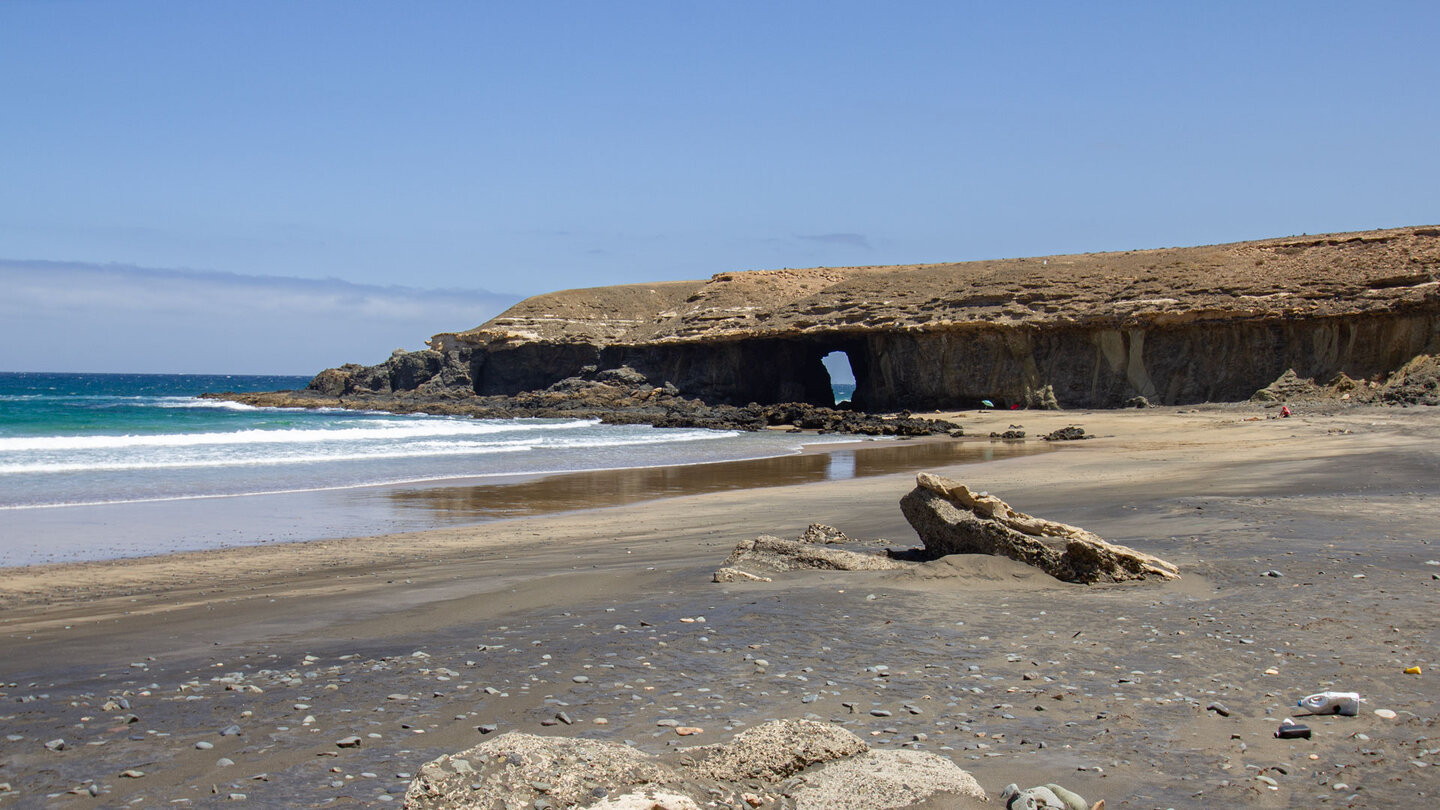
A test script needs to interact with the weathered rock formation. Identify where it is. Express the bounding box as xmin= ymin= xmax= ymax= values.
xmin=362 ymin=225 xmax=1437 ymax=410
xmin=402 ymin=719 xmax=987 ymax=810
xmin=713 ymin=526 xmax=908 ymax=582
xmin=899 ymin=473 xmax=1179 ymax=584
